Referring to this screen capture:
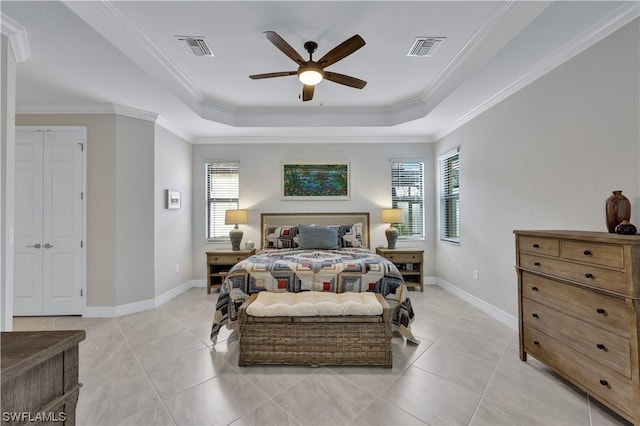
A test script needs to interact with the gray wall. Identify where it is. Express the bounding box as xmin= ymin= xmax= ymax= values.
xmin=154 ymin=124 xmax=193 ymax=296
xmin=114 ymin=115 xmax=155 ymax=305
xmin=191 ymin=141 xmax=435 ymax=279
xmin=434 ymin=18 xmax=640 ymax=316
